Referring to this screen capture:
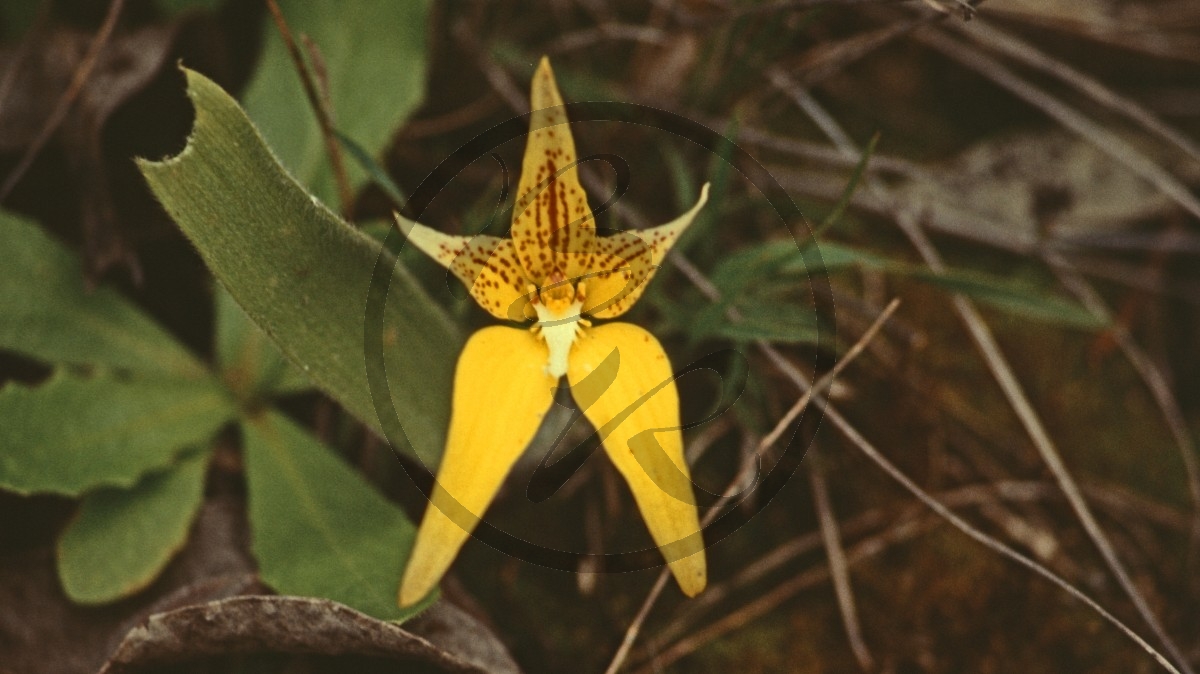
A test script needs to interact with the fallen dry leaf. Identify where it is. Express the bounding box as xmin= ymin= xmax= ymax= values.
xmin=100 ymin=595 xmax=516 ymax=674
xmin=0 ymin=496 xmax=256 ymax=674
